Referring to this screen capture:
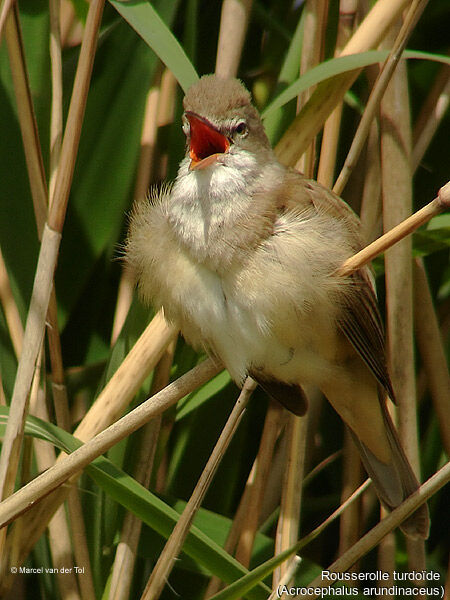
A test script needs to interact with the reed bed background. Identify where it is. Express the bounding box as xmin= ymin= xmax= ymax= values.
xmin=0 ymin=0 xmax=449 ymax=598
